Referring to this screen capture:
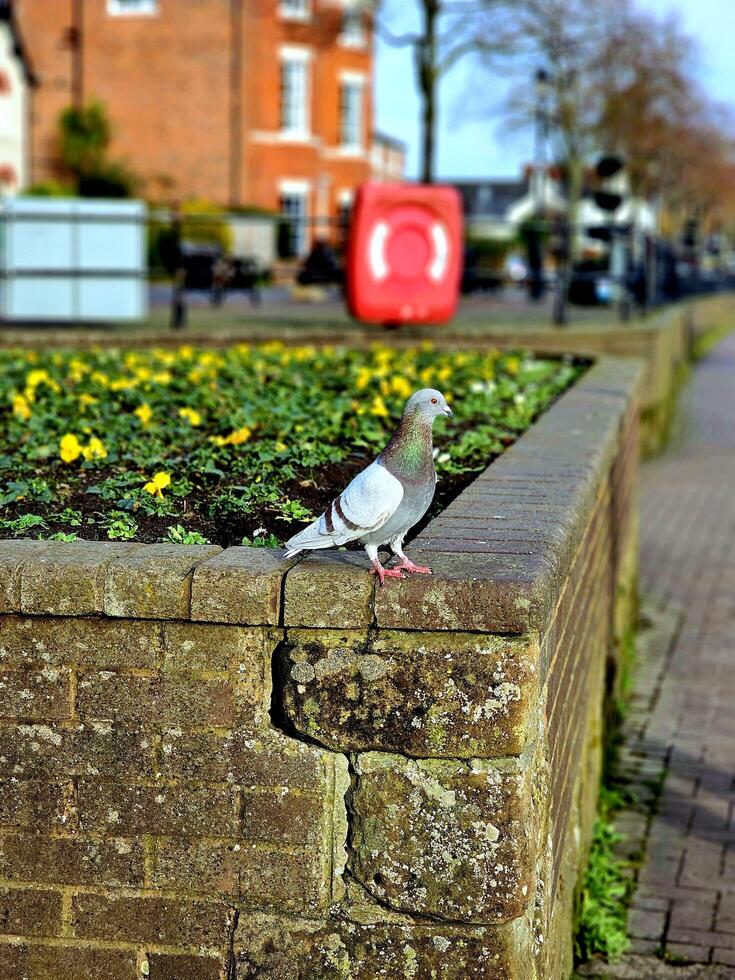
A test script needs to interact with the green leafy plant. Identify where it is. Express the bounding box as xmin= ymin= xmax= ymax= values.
xmin=0 ymin=514 xmax=47 ymax=534
xmin=166 ymin=524 xmax=210 ymax=545
xmin=241 ymin=532 xmax=281 ymax=549
xmin=105 ymin=512 xmax=138 ymax=541
xmin=574 ymin=787 xmax=631 ymax=964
